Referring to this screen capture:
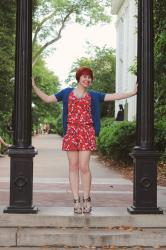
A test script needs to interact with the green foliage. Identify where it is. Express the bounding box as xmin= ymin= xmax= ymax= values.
xmin=32 ymin=57 xmax=61 ymax=130
xmin=97 ymin=120 xmax=136 ymax=164
xmin=32 ymin=0 xmax=112 ymax=65
xmin=55 ymin=113 xmax=63 ymax=136
xmin=68 ymin=45 xmax=116 ymax=117
xmin=0 ymin=0 xmax=62 ymax=138
xmin=154 ymin=119 xmax=166 ymax=154
xmin=0 ymin=127 xmax=11 ymax=143
xmin=154 ymin=0 xmax=166 ymax=120
xmin=128 ymin=0 xmax=166 ymax=122
xmin=160 ymin=149 xmax=166 ymax=163
xmin=97 ymin=118 xmax=166 ymax=164
xmin=0 ymin=127 xmax=12 ymax=153
xmin=100 ymin=117 xmax=116 ymax=128
xmin=128 ymin=57 xmax=137 ymax=76
xmin=0 ymin=0 xmax=16 ymax=131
